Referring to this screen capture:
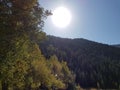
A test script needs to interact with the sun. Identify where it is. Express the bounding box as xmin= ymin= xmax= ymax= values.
xmin=51 ymin=7 xmax=72 ymax=28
